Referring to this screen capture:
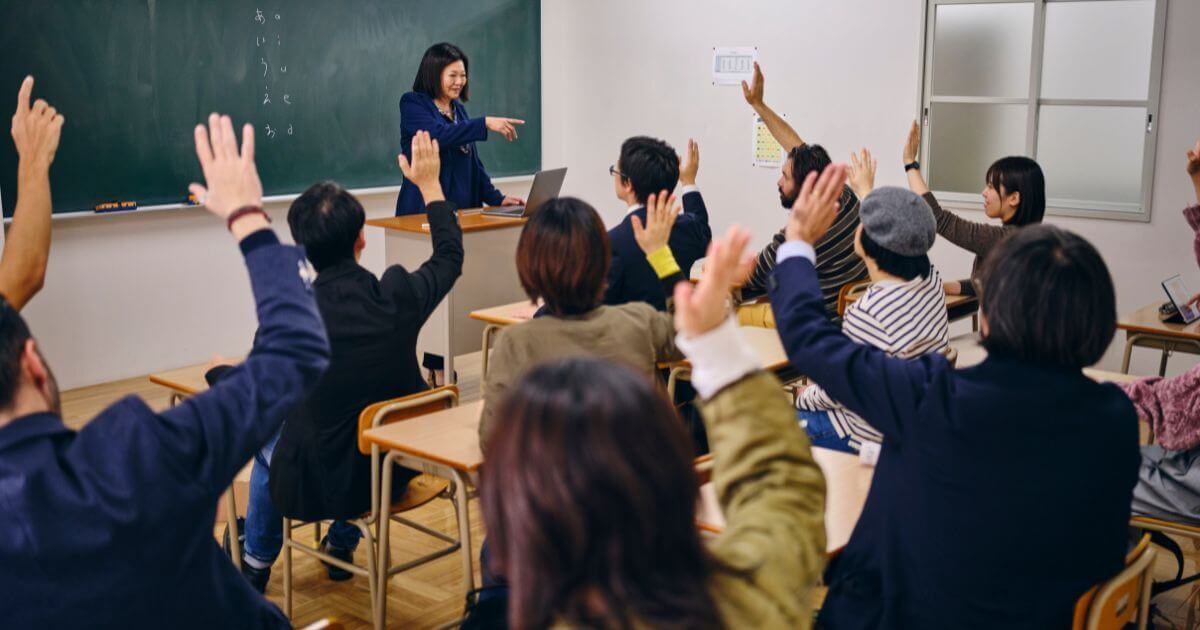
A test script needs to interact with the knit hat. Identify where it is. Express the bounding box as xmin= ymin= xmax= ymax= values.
xmin=858 ymin=187 xmax=936 ymax=257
